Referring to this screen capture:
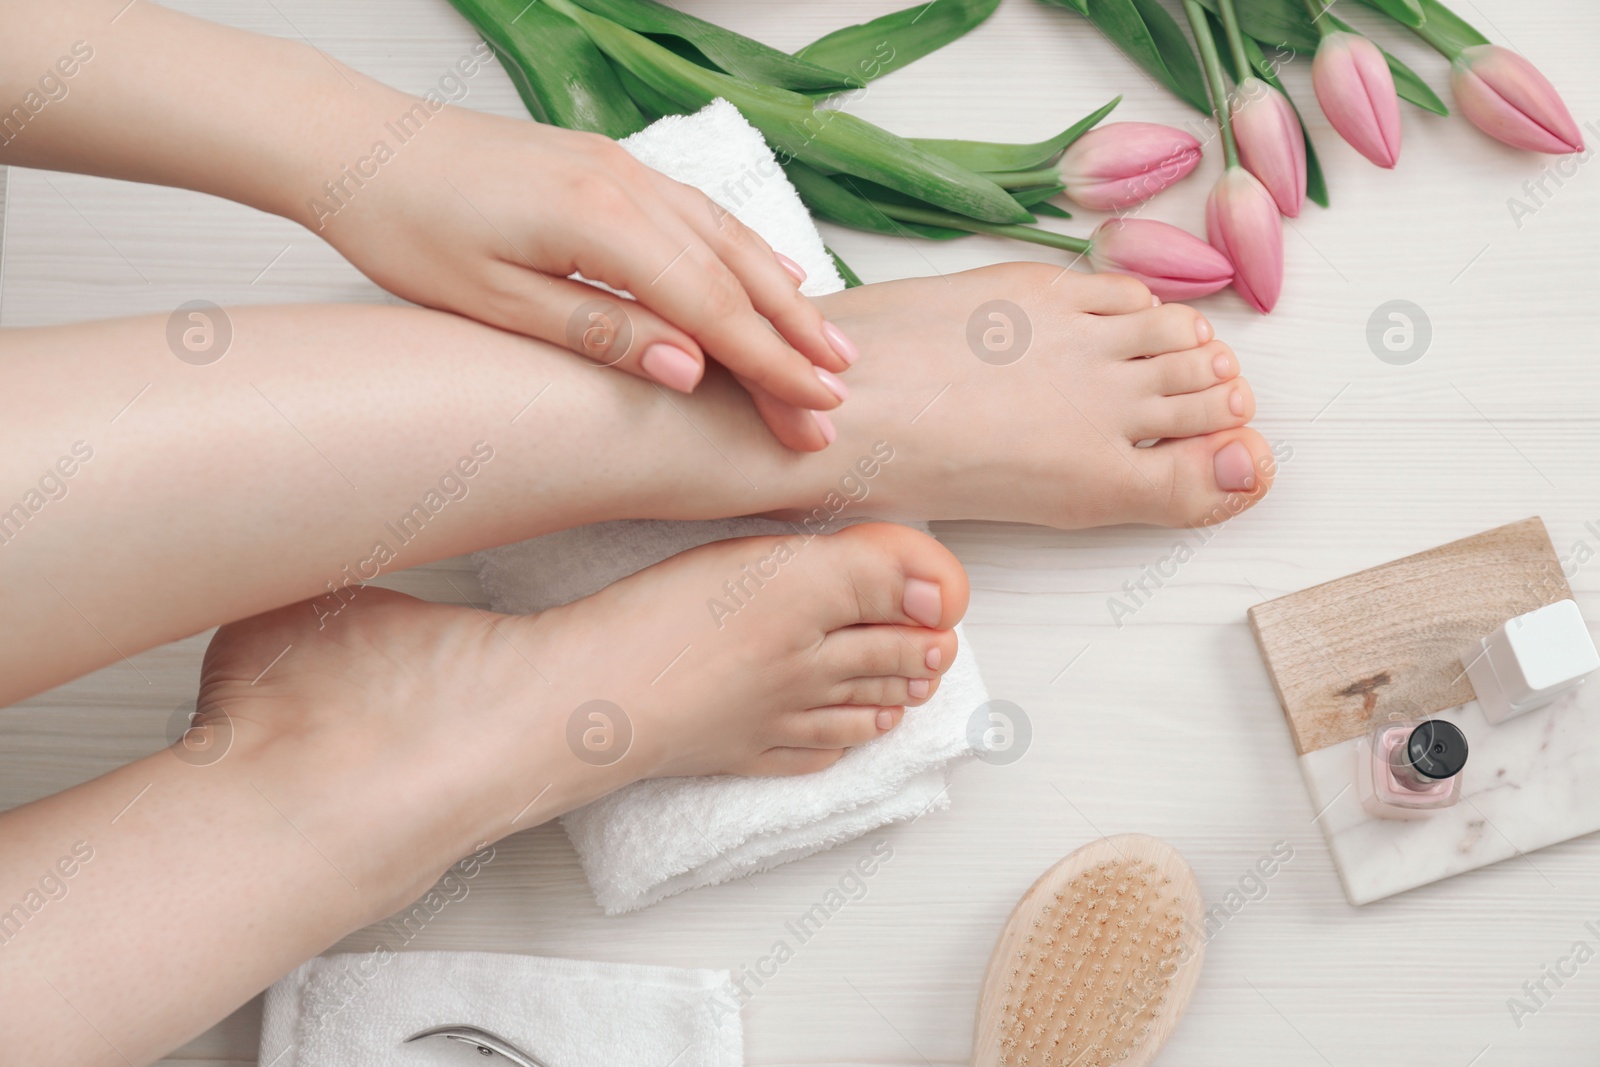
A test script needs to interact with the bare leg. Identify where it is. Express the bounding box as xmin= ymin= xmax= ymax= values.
xmin=0 ymin=524 xmax=969 ymax=1065
xmin=0 ymin=263 xmax=1273 ymax=701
